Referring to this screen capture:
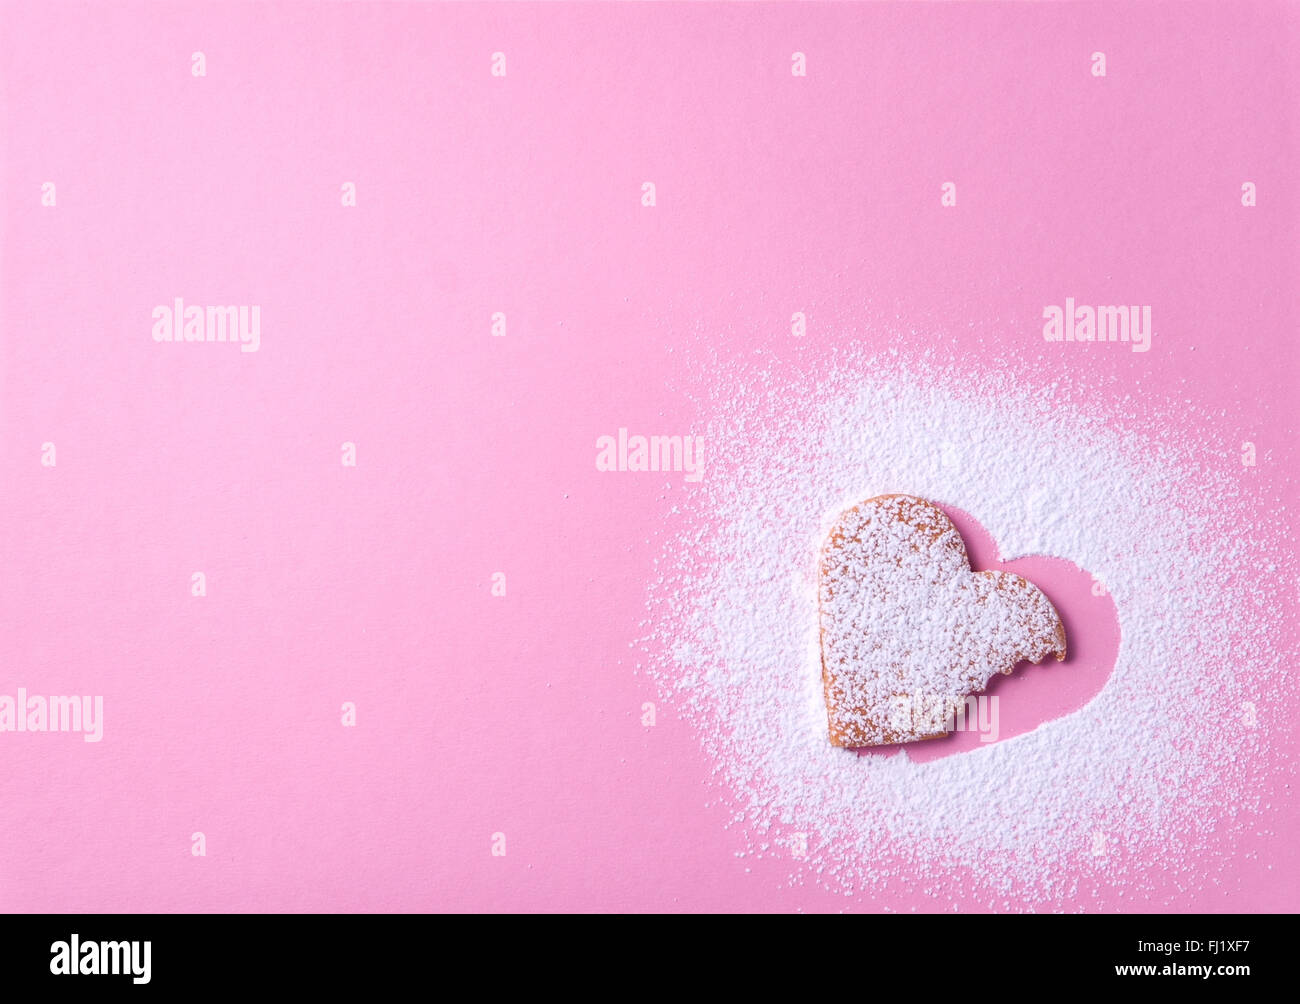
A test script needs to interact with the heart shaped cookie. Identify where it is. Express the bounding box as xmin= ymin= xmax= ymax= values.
xmin=818 ymin=494 xmax=1066 ymax=747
